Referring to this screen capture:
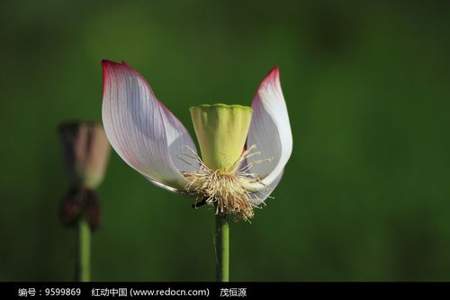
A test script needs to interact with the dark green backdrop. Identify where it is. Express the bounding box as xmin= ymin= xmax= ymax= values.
xmin=1 ymin=0 xmax=450 ymax=281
